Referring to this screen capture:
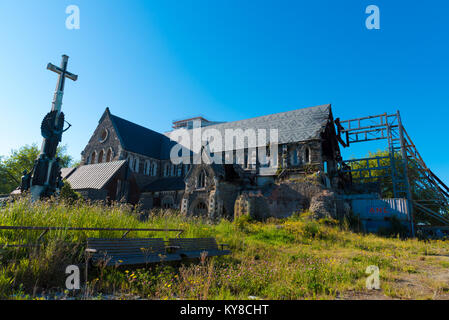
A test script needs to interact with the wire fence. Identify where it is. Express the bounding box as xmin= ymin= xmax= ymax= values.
xmin=0 ymin=225 xmax=185 ymax=248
